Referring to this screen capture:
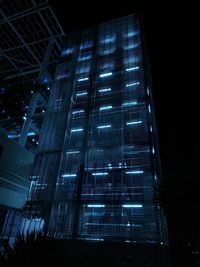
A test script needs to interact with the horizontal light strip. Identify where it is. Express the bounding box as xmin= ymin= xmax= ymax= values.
xmin=125 ymin=170 xmax=144 ymax=174
xmin=127 ymin=31 xmax=139 ymax=37
xmin=82 ymin=193 xmax=142 ymax=196
xmin=97 ymin=125 xmax=111 ymax=129
xmin=8 ymin=132 xmax=37 ymax=138
xmin=92 ymin=172 xmax=108 ymax=176
xmin=126 ymin=82 xmax=140 ymax=87
xmin=86 ymin=223 xmax=141 ymax=227
xmin=71 ymin=128 xmax=83 ymax=132
xmin=126 ymin=120 xmax=142 ymax=125
xmin=66 ymin=151 xmax=80 ymax=154
xmin=122 ymin=101 xmax=137 ymax=107
xmin=126 ymin=66 xmax=139 ymax=72
xmin=99 ymin=72 xmax=112 ymax=78
xmin=99 ymin=105 xmax=112 ymax=111
xmin=84 ymin=238 xmax=104 ymax=241
xmin=76 ymin=92 xmax=87 ymax=96
xmin=72 ymin=110 xmax=84 ymax=115
xmin=122 ymin=204 xmax=143 ymax=208
xmin=87 ymin=204 xmax=105 ymax=208
xmin=98 ymin=88 xmax=111 ymax=93
xmin=78 ymin=77 xmax=89 ymax=82
xmin=8 ymin=134 xmax=20 ymax=138
xmin=62 ymin=174 xmax=77 ymax=178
